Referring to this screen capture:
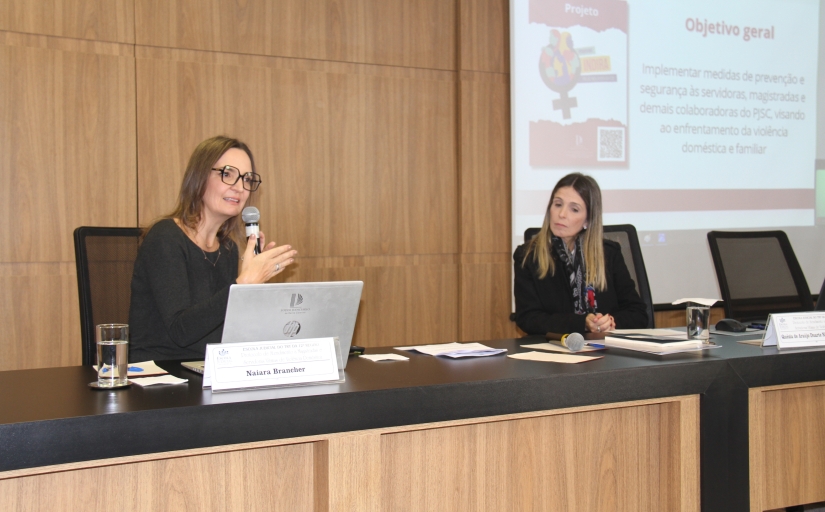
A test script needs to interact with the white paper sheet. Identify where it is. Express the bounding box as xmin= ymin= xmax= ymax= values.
xmin=508 ymin=351 xmax=602 ymax=364
xmin=130 ymin=375 xmax=188 ymax=387
xmin=395 ymin=342 xmax=506 ymax=358
xmin=360 ymin=353 xmax=409 ymax=362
